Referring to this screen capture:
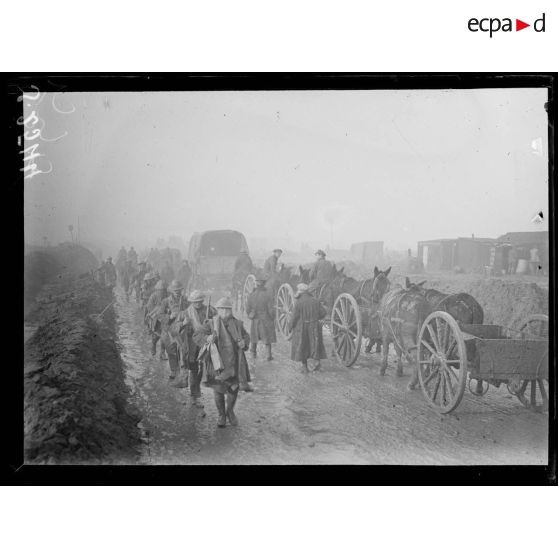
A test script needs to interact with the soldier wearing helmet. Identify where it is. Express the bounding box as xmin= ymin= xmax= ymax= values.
xmin=193 ymin=297 xmax=251 ymax=427
xmin=180 ymin=290 xmax=217 ymax=408
xmin=146 ymin=280 xmax=168 ymax=359
xmin=159 ymin=280 xmax=188 ymax=380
